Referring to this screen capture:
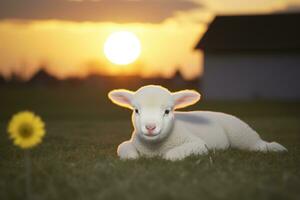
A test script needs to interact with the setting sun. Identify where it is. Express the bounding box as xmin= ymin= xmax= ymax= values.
xmin=104 ymin=31 xmax=141 ymax=65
